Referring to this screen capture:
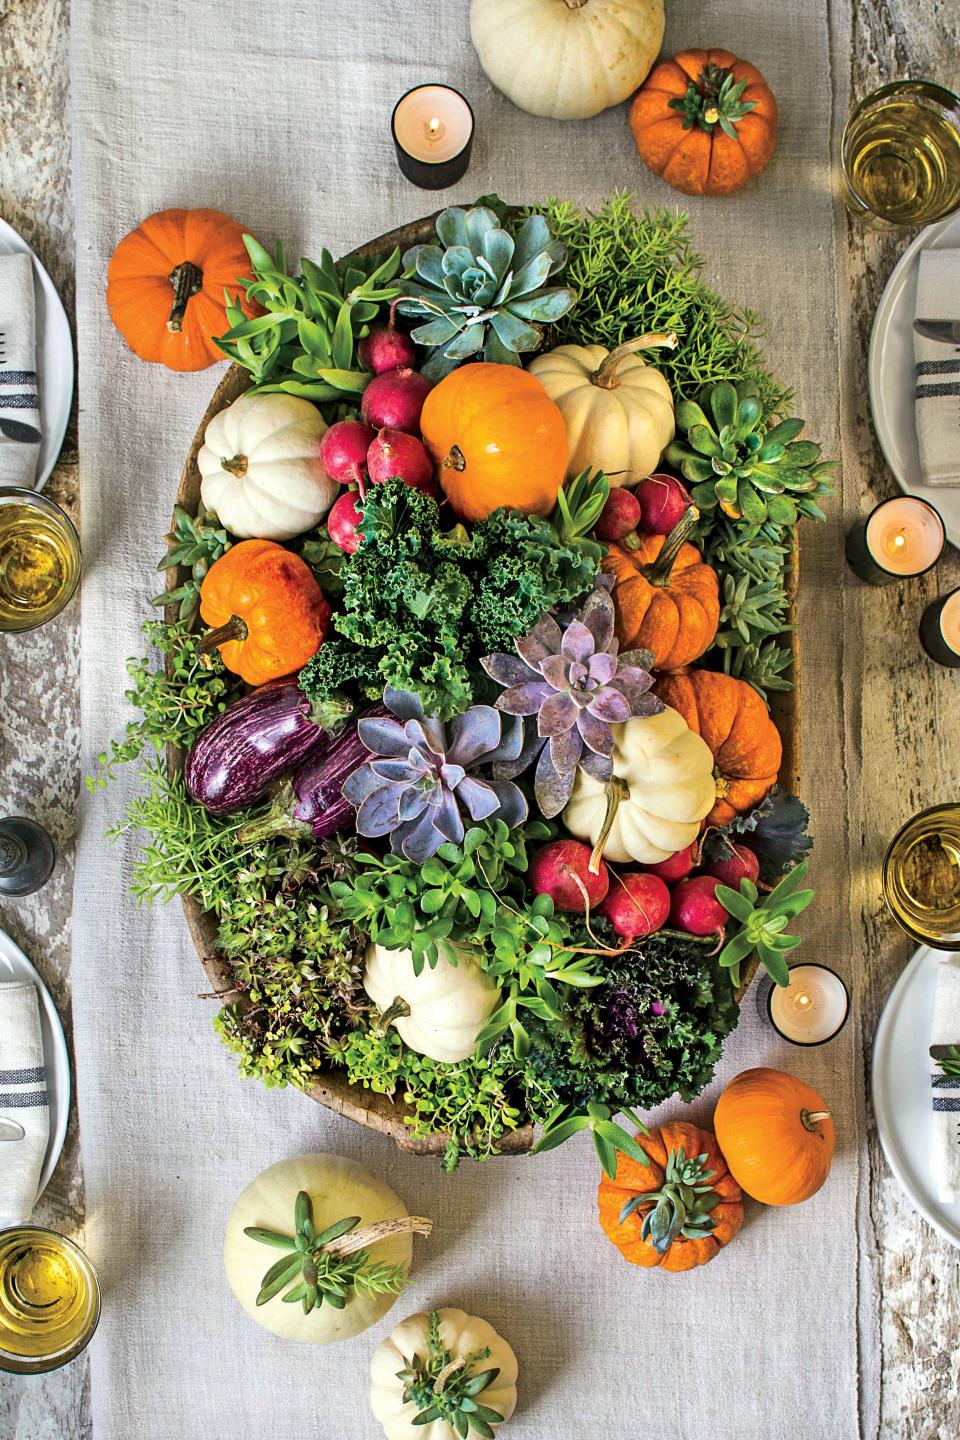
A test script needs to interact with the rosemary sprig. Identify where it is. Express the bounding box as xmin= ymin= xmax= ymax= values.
xmin=397 ymin=1309 xmax=505 ymax=1439
xmin=934 ymin=1047 xmax=960 ymax=1085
